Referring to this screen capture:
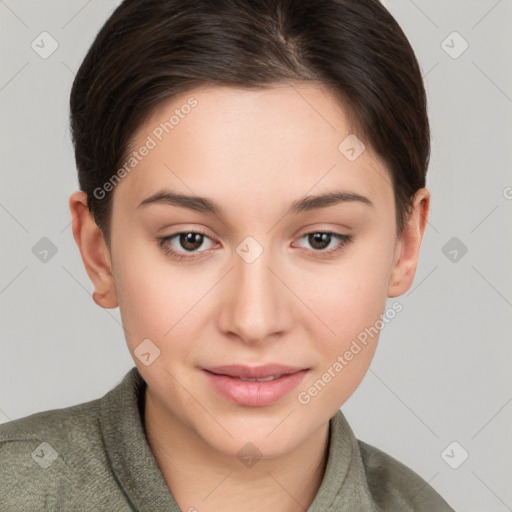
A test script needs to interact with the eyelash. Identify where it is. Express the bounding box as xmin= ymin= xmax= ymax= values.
xmin=157 ymin=229 xmax=354 ymax=262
